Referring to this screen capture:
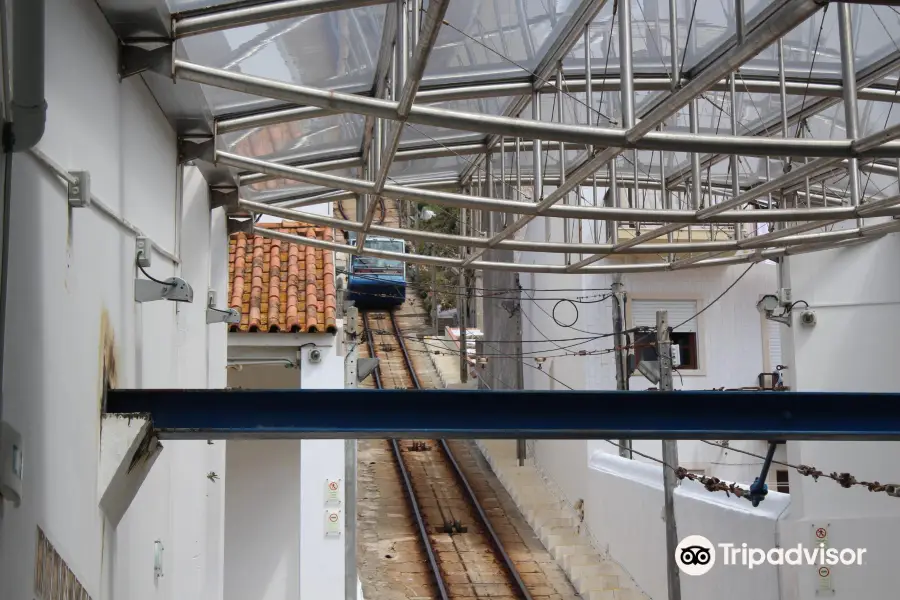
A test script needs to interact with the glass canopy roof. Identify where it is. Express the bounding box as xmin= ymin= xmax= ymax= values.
xmin=108 ymin=0 xmax=900 ymax=272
